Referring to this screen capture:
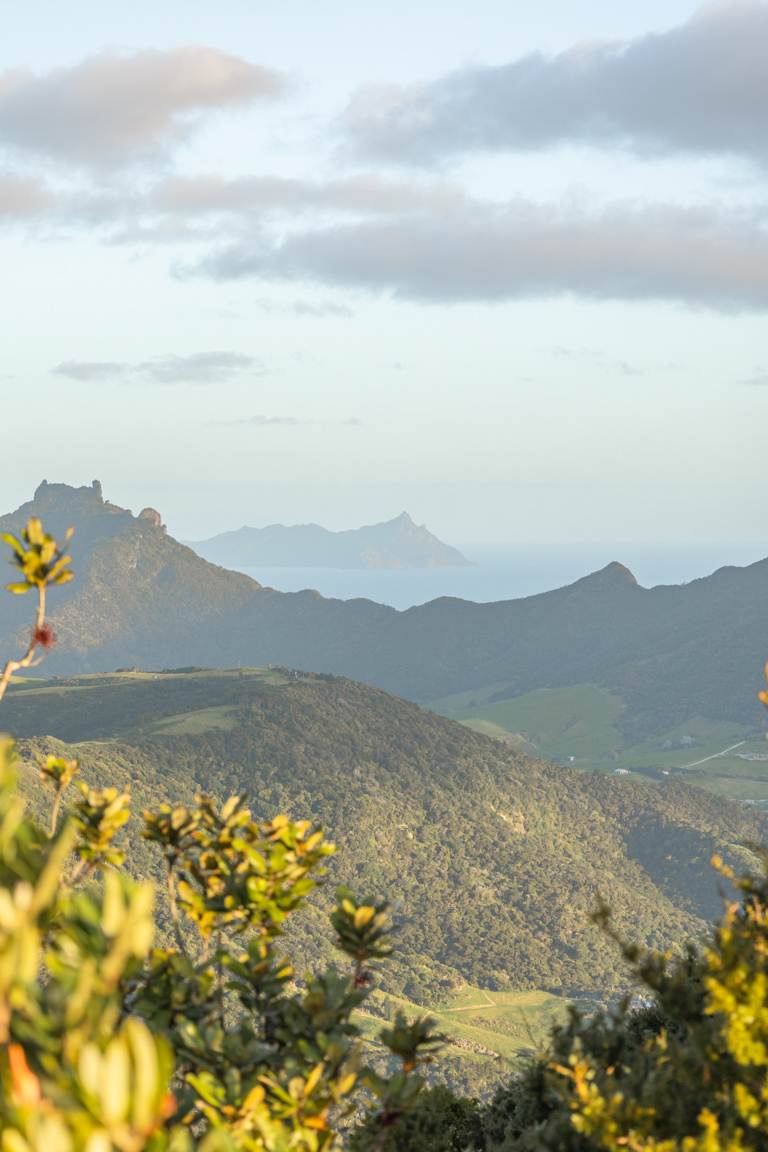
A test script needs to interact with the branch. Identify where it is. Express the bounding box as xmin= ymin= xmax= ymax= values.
xmin=50 ymin=782 xmax=64 ymax=838
xmin=0 ymin=584 xmax=46 ymax=703
xmin=166 ymin=862 xmax=189 ymax=956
